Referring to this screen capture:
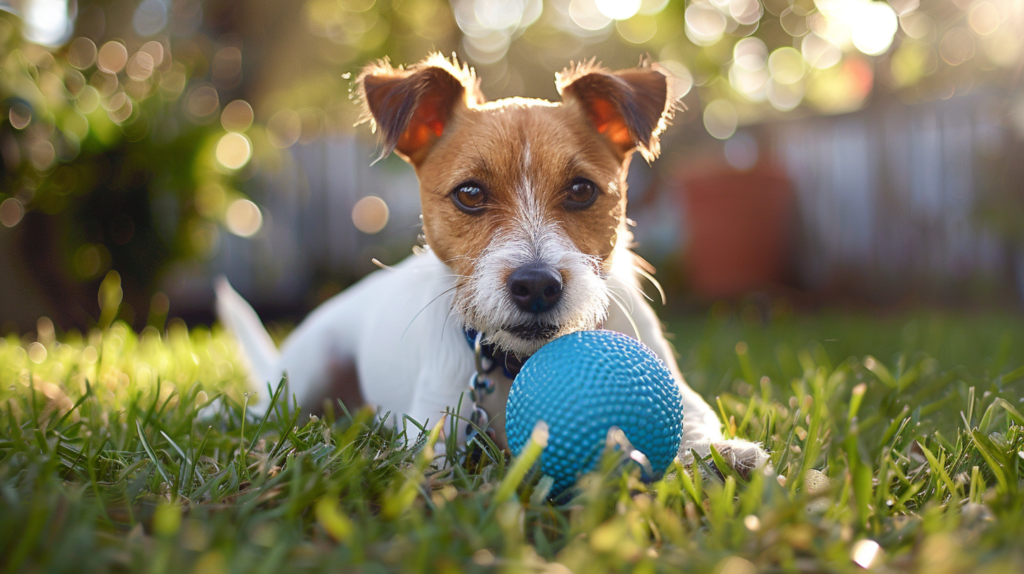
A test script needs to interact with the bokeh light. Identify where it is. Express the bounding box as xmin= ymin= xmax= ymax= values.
xmin=75 ymin=86 xmax=101 ymax=114
xmin=125 ymin=51 xmax=155 ymax=81
xmin=22 ymin=0 xmax=73 ymax=45
xmin=91 ymin=71 xmax=119 ymax=98
xmin=106 ymin=92 xmax=133 ymax=124
xmin=969 ymin=2 xmax=1001 ymax=36
xmin=221 ymin=100 xmax=255 ymax=132
xmin=780 ymin=6 xmax=810 ymax=37
xmin=187 ymin=85 xmax=220 ymax=120
xmin=8 ymin=103 xmax=31 ymax=130
xmin=888 ymin=0 xmax=920 ymax=17
xmin=30 ymin=140 xmax=56 ymax=169
xmin=0 ymin=198 xmax=25 ymax=228
xmin=451 ymin=0 xmax=542 ymax=62
xmin=212 ymin=47 xmax=243 ymax=88
xmin=215 ymin=133 xmax=253 ymax=170
xmin=134 ymin=0 xmax=169 ymax=36
xmin=595 ymin=0 xmax=640 ymax=21
xmin=67 ymin=37 xmax=97 ymax=69
xmin=140 ymin=41 xmax=166 ymax=68
xmin=940 ymin=27 xmax=975 ymax=65
xmin=28 ymin=341 xmax=47 ymax=364
xmin=729 ymin=0 xmax=762 ymax=26
xmin=768 ymin=47 xmax=805 ymax=85
xmin=849 ymin=2 xmax=898 ymax=56
xmin=97 ymin=41 xmax=128 ymax=73
xmin=685 ymin=3 xmax=727 ymax=46
xmin=767 ymin=79 xmax=804 ymax=111
xmin=900 ymin=11 xmax=935 ymax=40
xmin=351 ymin=196 xmax=390 ymax=234
xmin=225 ymin=199 xmax=263 ymax=237
xmin=724 ymin=132 xmax=758 ymax=170
xmin=268 ymin=109 xmax=302 ymax=148
xmin=569 ymin=0 xmax=612 ymax=32
xmin=637 ymin=0 xmax=668 ymax=15
xmin=730 ymin=37 xmax=769 ymax=100
xmin=714 ymin=556 xmax=756 ymax=574
xmin=703 ymin=99 xmax=738 ymax=140
xmin=851 ymin=540 xmax=882 ymax=569
xmin=616 ymin=15 xmax=657 ymax=44
xmin=802 ymin=32 xmax=843 ymax=70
